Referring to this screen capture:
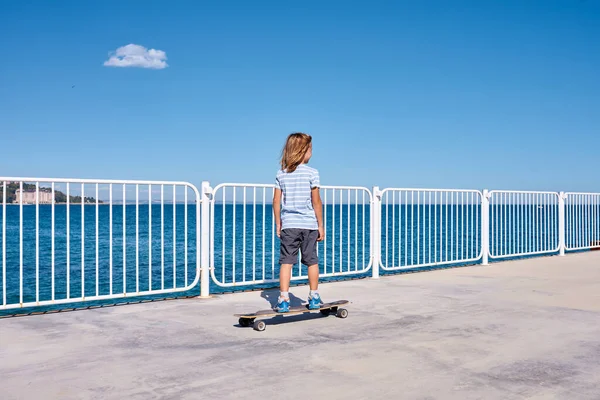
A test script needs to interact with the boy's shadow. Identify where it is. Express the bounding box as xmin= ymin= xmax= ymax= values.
xmin=232 ymin=289 xmax=325 ymax=328
xmin=261 ymin=289 xmax=306 ymax=309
